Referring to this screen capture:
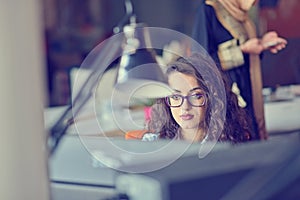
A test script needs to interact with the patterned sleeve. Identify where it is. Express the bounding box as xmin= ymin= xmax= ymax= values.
xmin=217 ymin=39 xmax=245 ymax=70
